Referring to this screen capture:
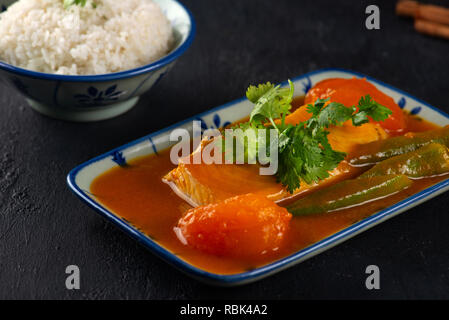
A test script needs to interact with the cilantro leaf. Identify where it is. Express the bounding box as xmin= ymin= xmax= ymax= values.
xmin=316 ymin=102 xmax=356 ymax=128
xmin=63 ymin=0 xmax=96 ymax=9
xmin=249 ymin=80 xmax=294 ymax=127
xmin=246 ymin=82 xmax=275 ymax=103
xmin=306 ymin=98 xmax=328 ymax=118
xmin=352 ymin=94 xmax=393 ymax=126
